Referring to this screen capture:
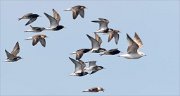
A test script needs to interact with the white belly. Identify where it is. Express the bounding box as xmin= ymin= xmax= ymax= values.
xmin=120 ymin=53 xmax=142 ymax=59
